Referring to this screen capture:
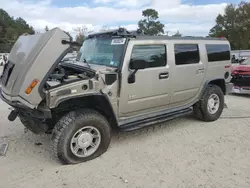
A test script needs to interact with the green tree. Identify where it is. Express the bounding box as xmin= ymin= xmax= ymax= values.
xmin=209 ymin=1 xmax=250 ymax=50
xmin=0 ymin=8 xmax=35 ymax=52
xmin=138 ymin=9 xmax=165 ymax=36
